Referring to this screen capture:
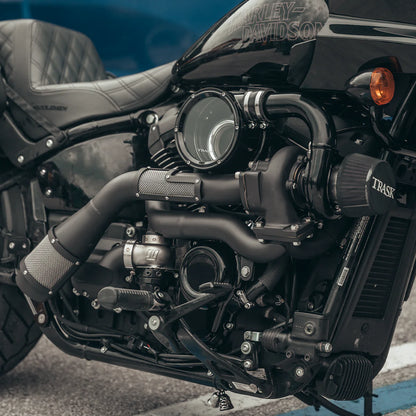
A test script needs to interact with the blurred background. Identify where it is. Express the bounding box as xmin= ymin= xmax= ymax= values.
xmin=0 ymin=0 xmax=241 ymax=75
